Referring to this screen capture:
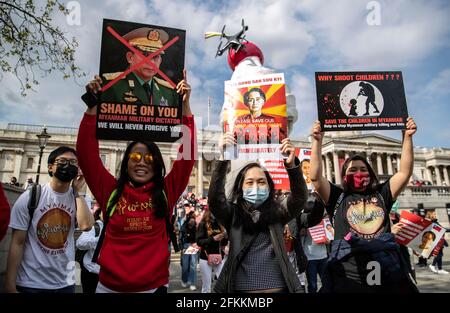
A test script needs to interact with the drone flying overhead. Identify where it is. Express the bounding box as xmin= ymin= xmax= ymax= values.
xmin=205 ymin=19 xmax=264 ymax=71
